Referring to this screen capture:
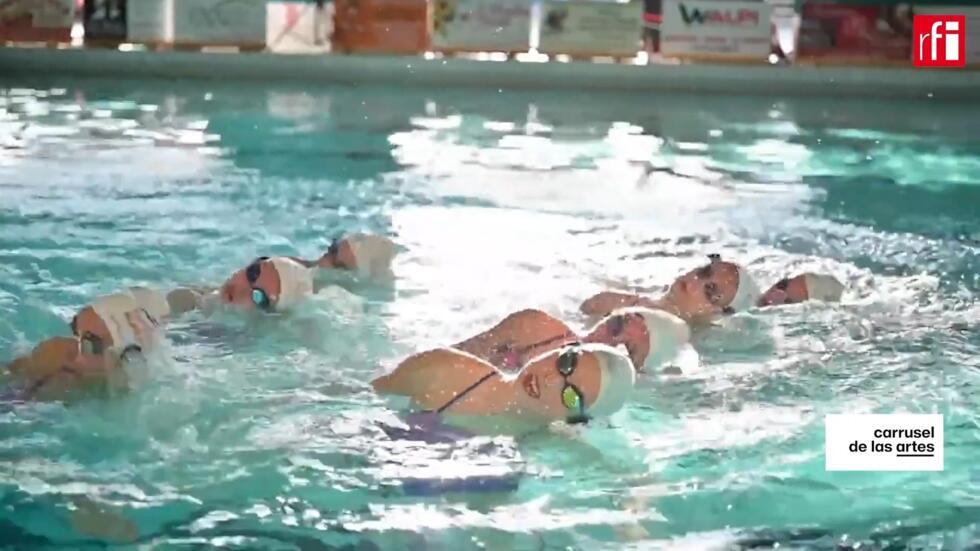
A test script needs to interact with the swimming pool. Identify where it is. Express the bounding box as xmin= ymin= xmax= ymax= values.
xmin=1 ymin=76 xmax=977 ymax=549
